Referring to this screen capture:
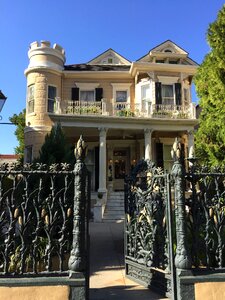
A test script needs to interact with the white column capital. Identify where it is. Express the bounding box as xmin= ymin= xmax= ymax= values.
xmin=98 ymin=127 xmax=108 ymax=137
xmin=144 ymin=128 xmax=153 ymax=135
